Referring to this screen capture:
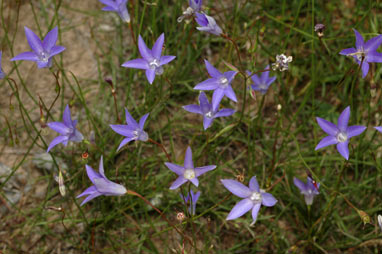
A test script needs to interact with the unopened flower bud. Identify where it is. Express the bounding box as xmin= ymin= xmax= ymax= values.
xmin=176 ymin=212 xmax=185 ymax=222
xmin=82 ymin=151 xmax=89 ymax=160
xmin=358 ymin=210 xmax=370 ymax=225
xmin=54 ymin=171 xmax=66 ymax=197
xmin=314 ymin=24 xmax=325 ymax=38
